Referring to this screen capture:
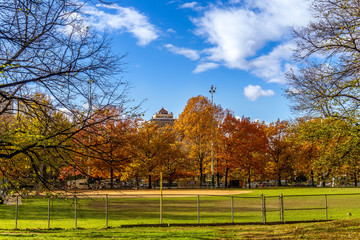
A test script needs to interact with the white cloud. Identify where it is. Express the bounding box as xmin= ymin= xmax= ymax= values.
xmin=165 ymin=44 xmax=200 ymax=60
xmin=244 ymin=85 xmax=275 ymax=101
xmin=248 ymin=43 xmax=295 ymax=84
xmin=179 ymin=2 xmax=204 ymax=11
xmin=193 ymin=62 xmax=219 ymax=73
xmin=167 ymin=28 xmax=176 ymax=33
xmin=83 ymin=4 xmax=159 ymax=46
xmin=191 ymin=0 xmax=311 ymax=82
